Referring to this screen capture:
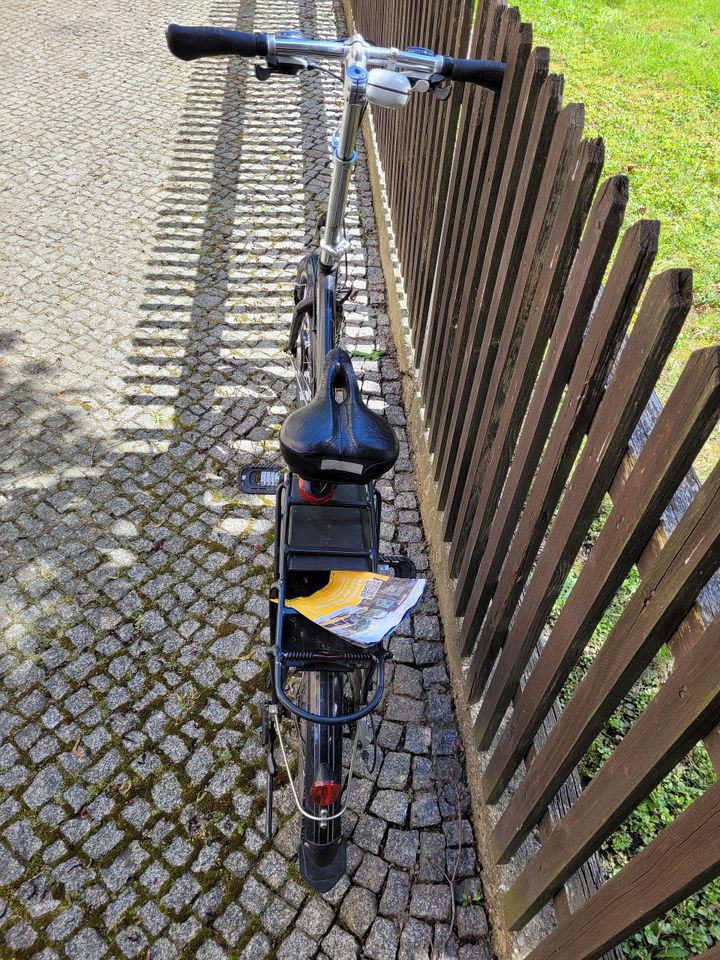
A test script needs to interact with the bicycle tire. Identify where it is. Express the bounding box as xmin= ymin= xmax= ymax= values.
xmin=297 ymin=669 xmax=346 ymax=891
xmin=292 ymin=254 xmax=318 ymax=406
